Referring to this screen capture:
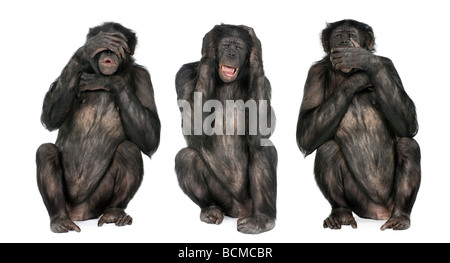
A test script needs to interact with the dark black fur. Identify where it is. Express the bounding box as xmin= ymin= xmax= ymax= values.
xmin=37 ymin=22 xmax=160 ymax=233
xmin=175 ymin=24 xmax=277 ymax=234
xmin=296 ymin=19 xmax=421 ymax=230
